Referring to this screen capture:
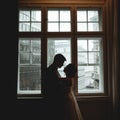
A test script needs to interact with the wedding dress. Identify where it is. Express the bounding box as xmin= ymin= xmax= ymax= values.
xmin=60 ymin=78 xmax=83 ymax=120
